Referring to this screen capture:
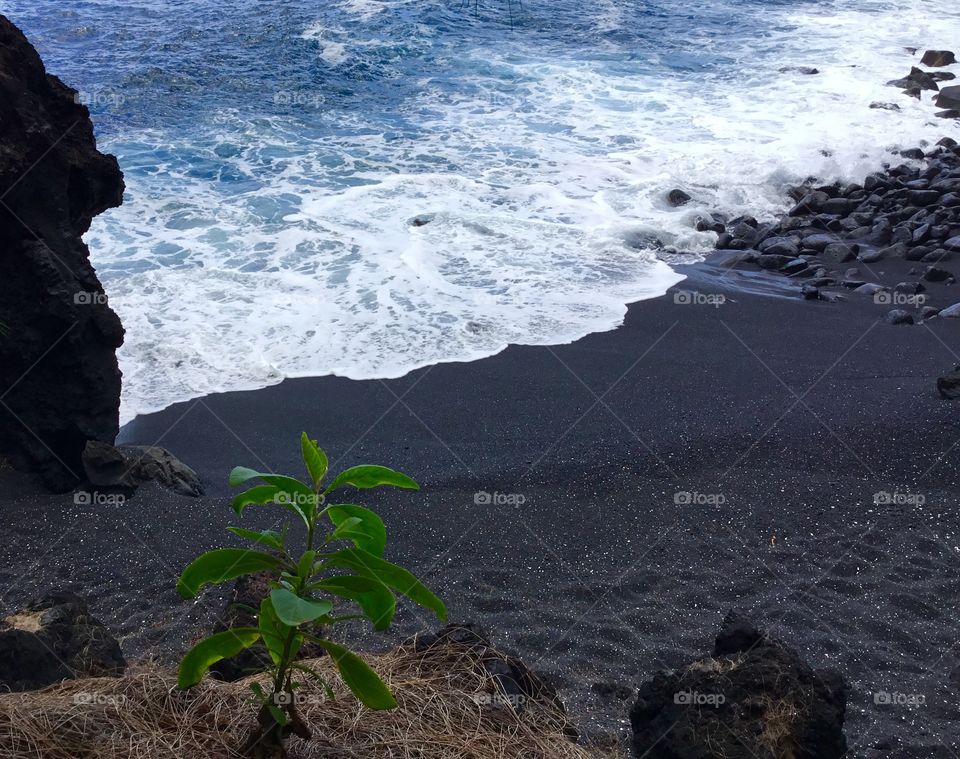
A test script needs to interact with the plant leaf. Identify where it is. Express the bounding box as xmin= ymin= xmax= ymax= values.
xmin=177 ymin=549 xmax=281 ymax=599
xmin=226 ymin=527 xmax=284 ymax=552
xmin=267 ymin=703 xmax=289 ymax=726
xmin=320 ymin=548 xmax=446 ymax=621
xmin=300 ymin=433 xmax=329 ymax=488
xmin=324 ymin=465 xmax=419 ymax=495
xmin=177 ymin=628 xmax=261 ymax=688
xmin=298 ymin=550 xmax=317 ymax=580
xmin=259 ymin=597 xmax=301 ymax=666
xmin=309 ymin=637 xmax=396 ymax=710
xmin=231 ymin=485 xmax=280 ymax=515
xmin=311 ymin=575 xmax=396 ymax=630
xmin=327 ymin=504 xmax=387 ymax=557
xmin=270 ymin=588 xmax=333 ymax=626
xmin=230 ymin=467 xmax=317 ymax=517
